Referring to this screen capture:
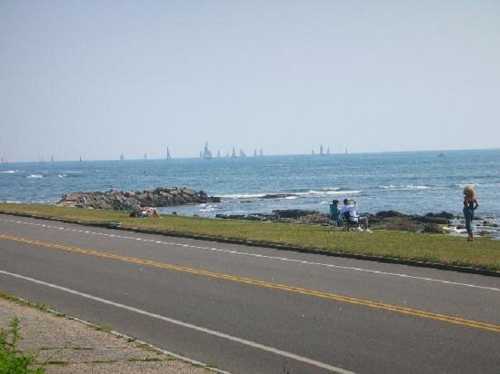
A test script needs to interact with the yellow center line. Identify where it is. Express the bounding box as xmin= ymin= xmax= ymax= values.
xmin=1 ymin=233 xmax=499 ymax=334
